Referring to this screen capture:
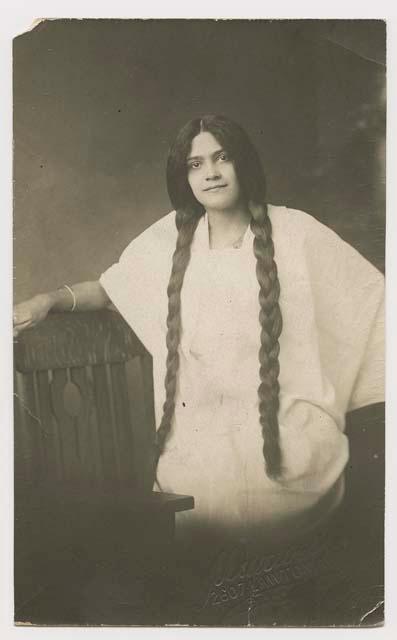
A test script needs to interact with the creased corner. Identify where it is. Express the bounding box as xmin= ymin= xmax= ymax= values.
xmin=359 ymin=599 xmax=384 ymax=626
xmin=13 ymin=18 xmax=50 ymax=41
xmin=25 ymin=18 xmax=46 ymax=33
